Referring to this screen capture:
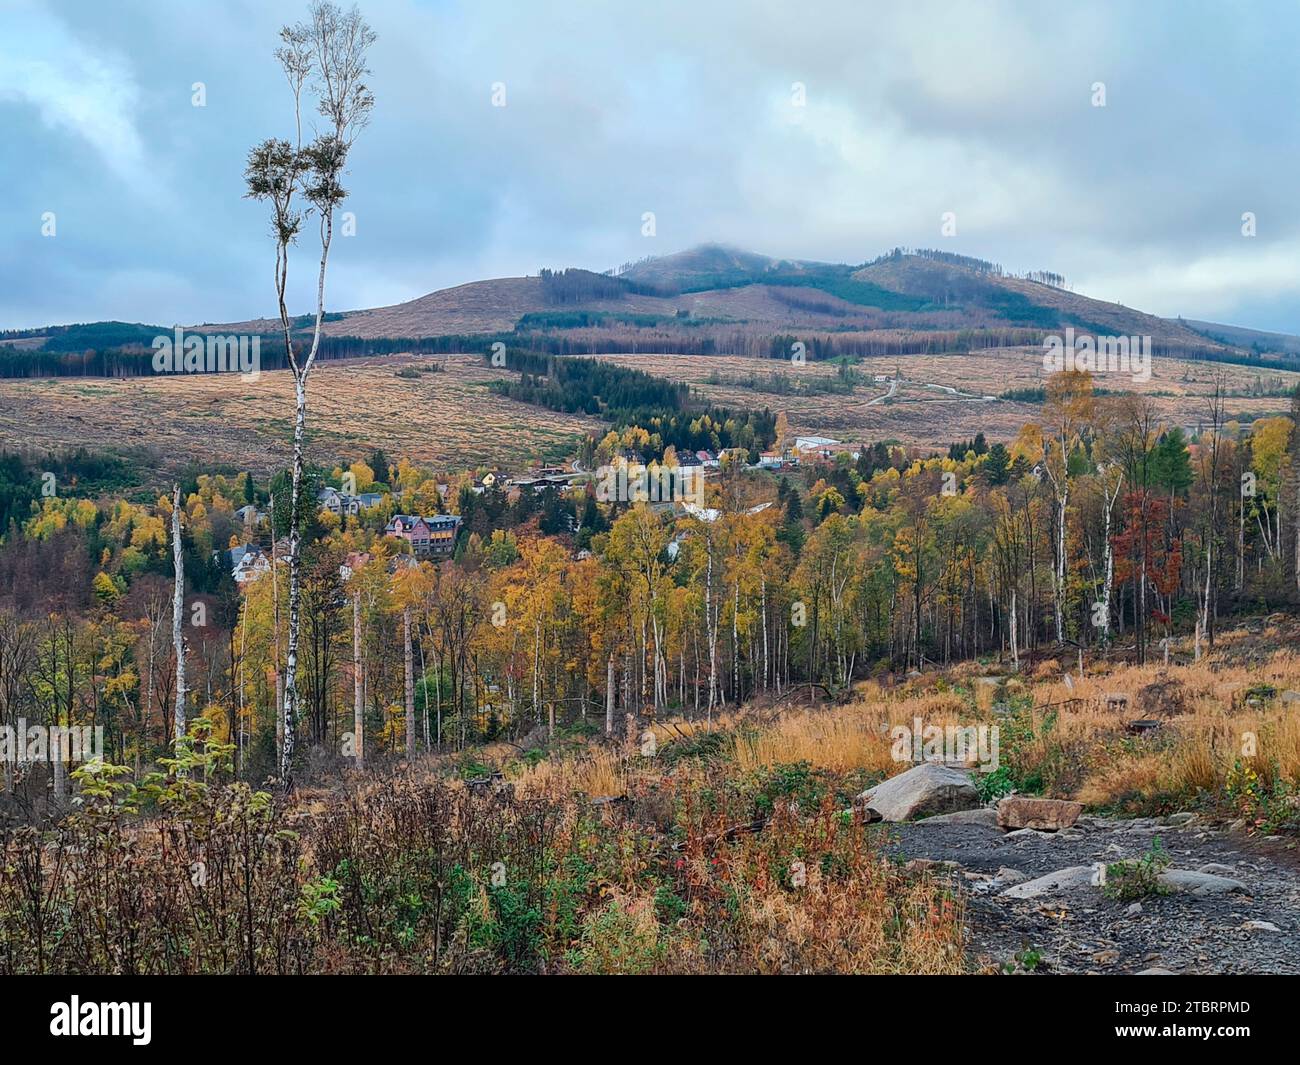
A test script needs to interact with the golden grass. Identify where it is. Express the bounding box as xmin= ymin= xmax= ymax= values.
xmin=446 ymin=632 xmax=1300 ymax=828
xmin=509 ymin=746 xmax=624 ymax=800
xmin=0 ymin=354 xmax=600 ymax=489
xmin=598 ymin=349 xmax=1300 ymax=449
xmin=719 ymin=642 xmax=1300 ymax=816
